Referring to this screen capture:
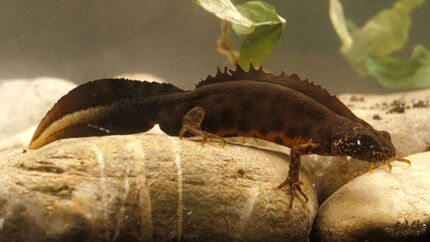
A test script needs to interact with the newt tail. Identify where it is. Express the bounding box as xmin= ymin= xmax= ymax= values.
xmin=29 ymin=65 xmax=408 ymax=209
